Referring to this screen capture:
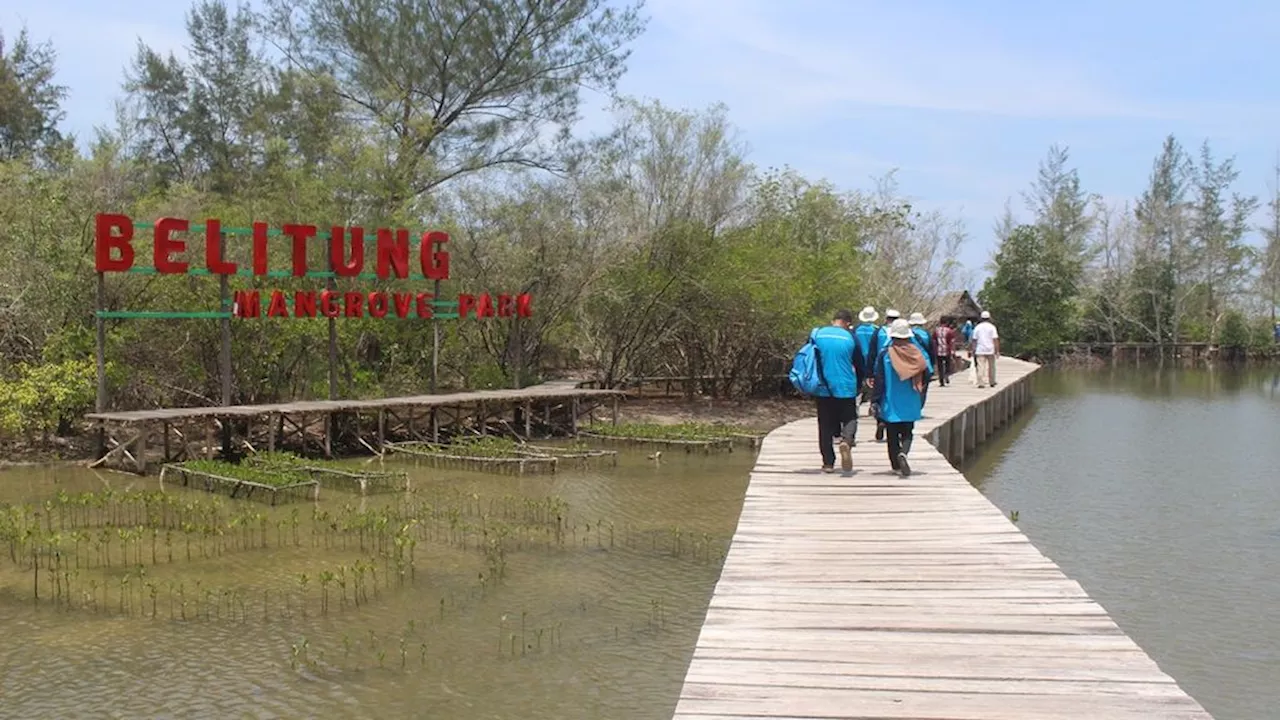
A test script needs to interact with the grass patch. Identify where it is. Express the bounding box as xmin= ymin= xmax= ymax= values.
xmin=582 ymin=422 xmax=750 ymax=441
xmin=177 ymin=459 xmax=310 ymax=488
